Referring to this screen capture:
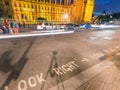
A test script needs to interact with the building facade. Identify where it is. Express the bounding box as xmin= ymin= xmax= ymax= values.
xmin=0 ymin=0 xmax=13 ymax=19
xmin=0 ymin=0 xmax=94 ymax=24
